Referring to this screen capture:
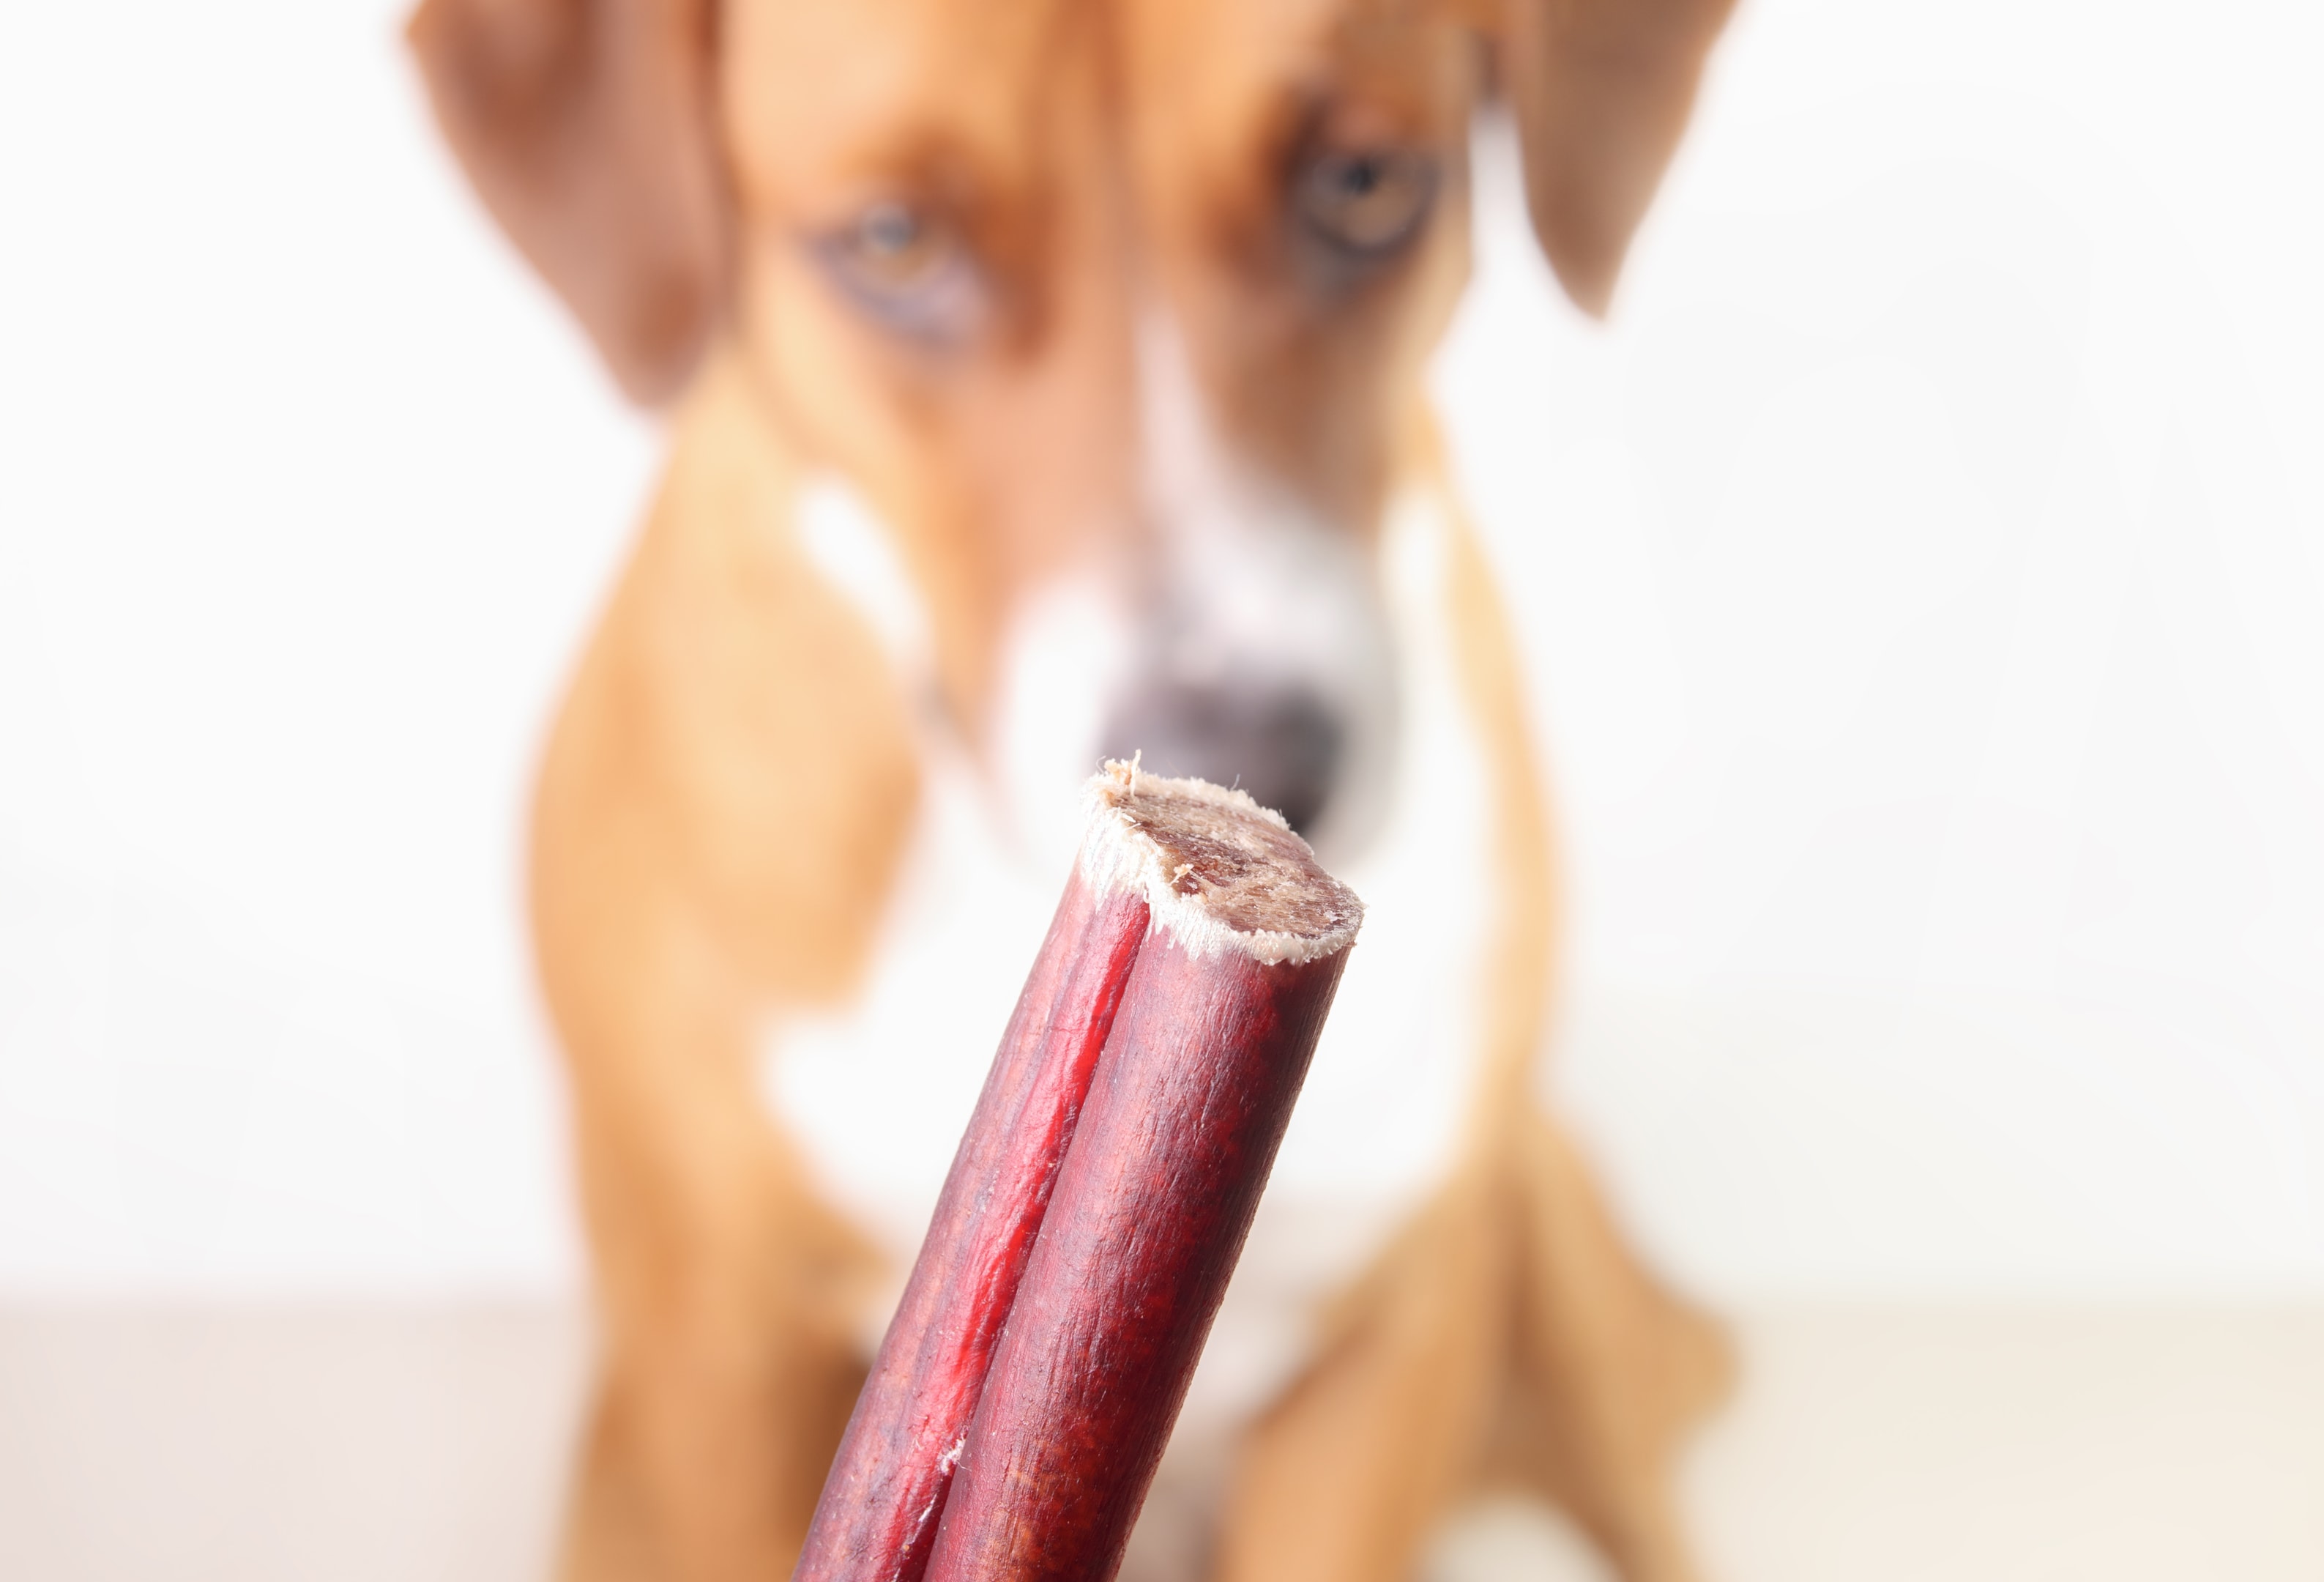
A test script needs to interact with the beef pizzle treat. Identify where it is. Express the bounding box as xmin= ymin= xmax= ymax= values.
xmin=793 ymin=759 xmax=1363 ymax=1582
